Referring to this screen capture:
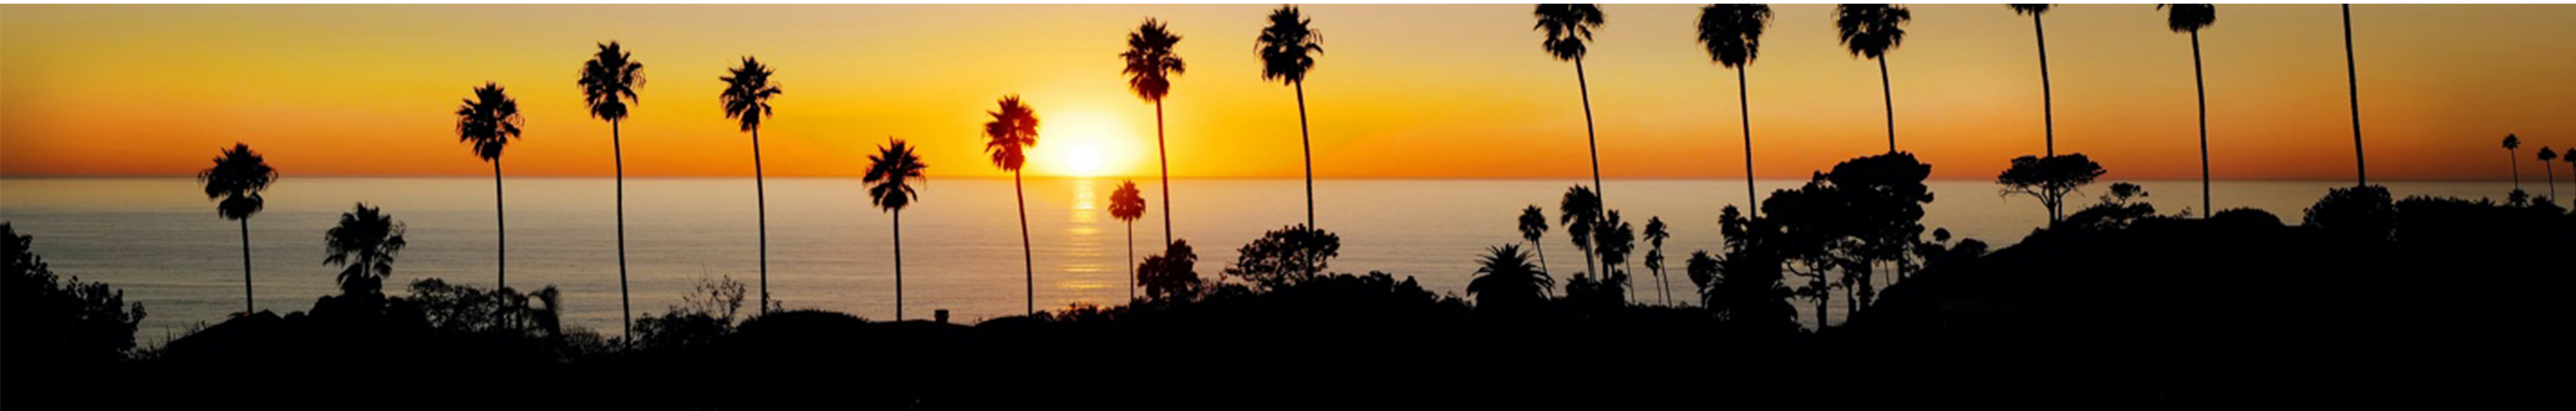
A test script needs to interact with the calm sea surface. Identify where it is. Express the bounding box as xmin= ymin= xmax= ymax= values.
xmin=0 ymin=177 xmax=2528 ymax=340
